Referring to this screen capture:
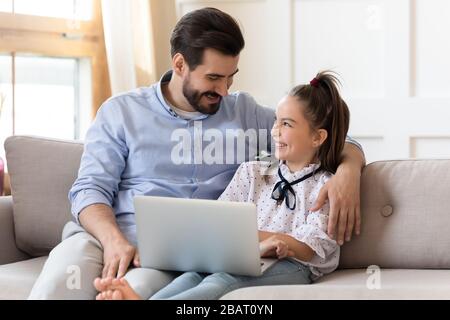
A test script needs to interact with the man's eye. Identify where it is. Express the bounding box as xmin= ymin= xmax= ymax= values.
xmin=208 ymin=76 xmax=218 ymax=81
xmin=283 ymin=122 xmax=292 ymax=127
